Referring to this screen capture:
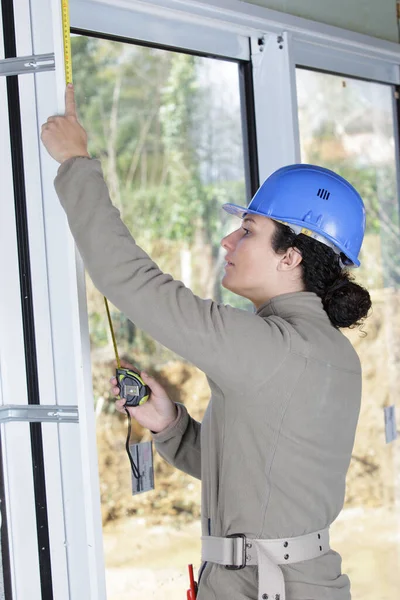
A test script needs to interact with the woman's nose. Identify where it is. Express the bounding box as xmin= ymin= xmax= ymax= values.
xmin=221 ymin=231 xmax=234 ymax=250
xmin=221 ymin=228 xmax=240 ymax=250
